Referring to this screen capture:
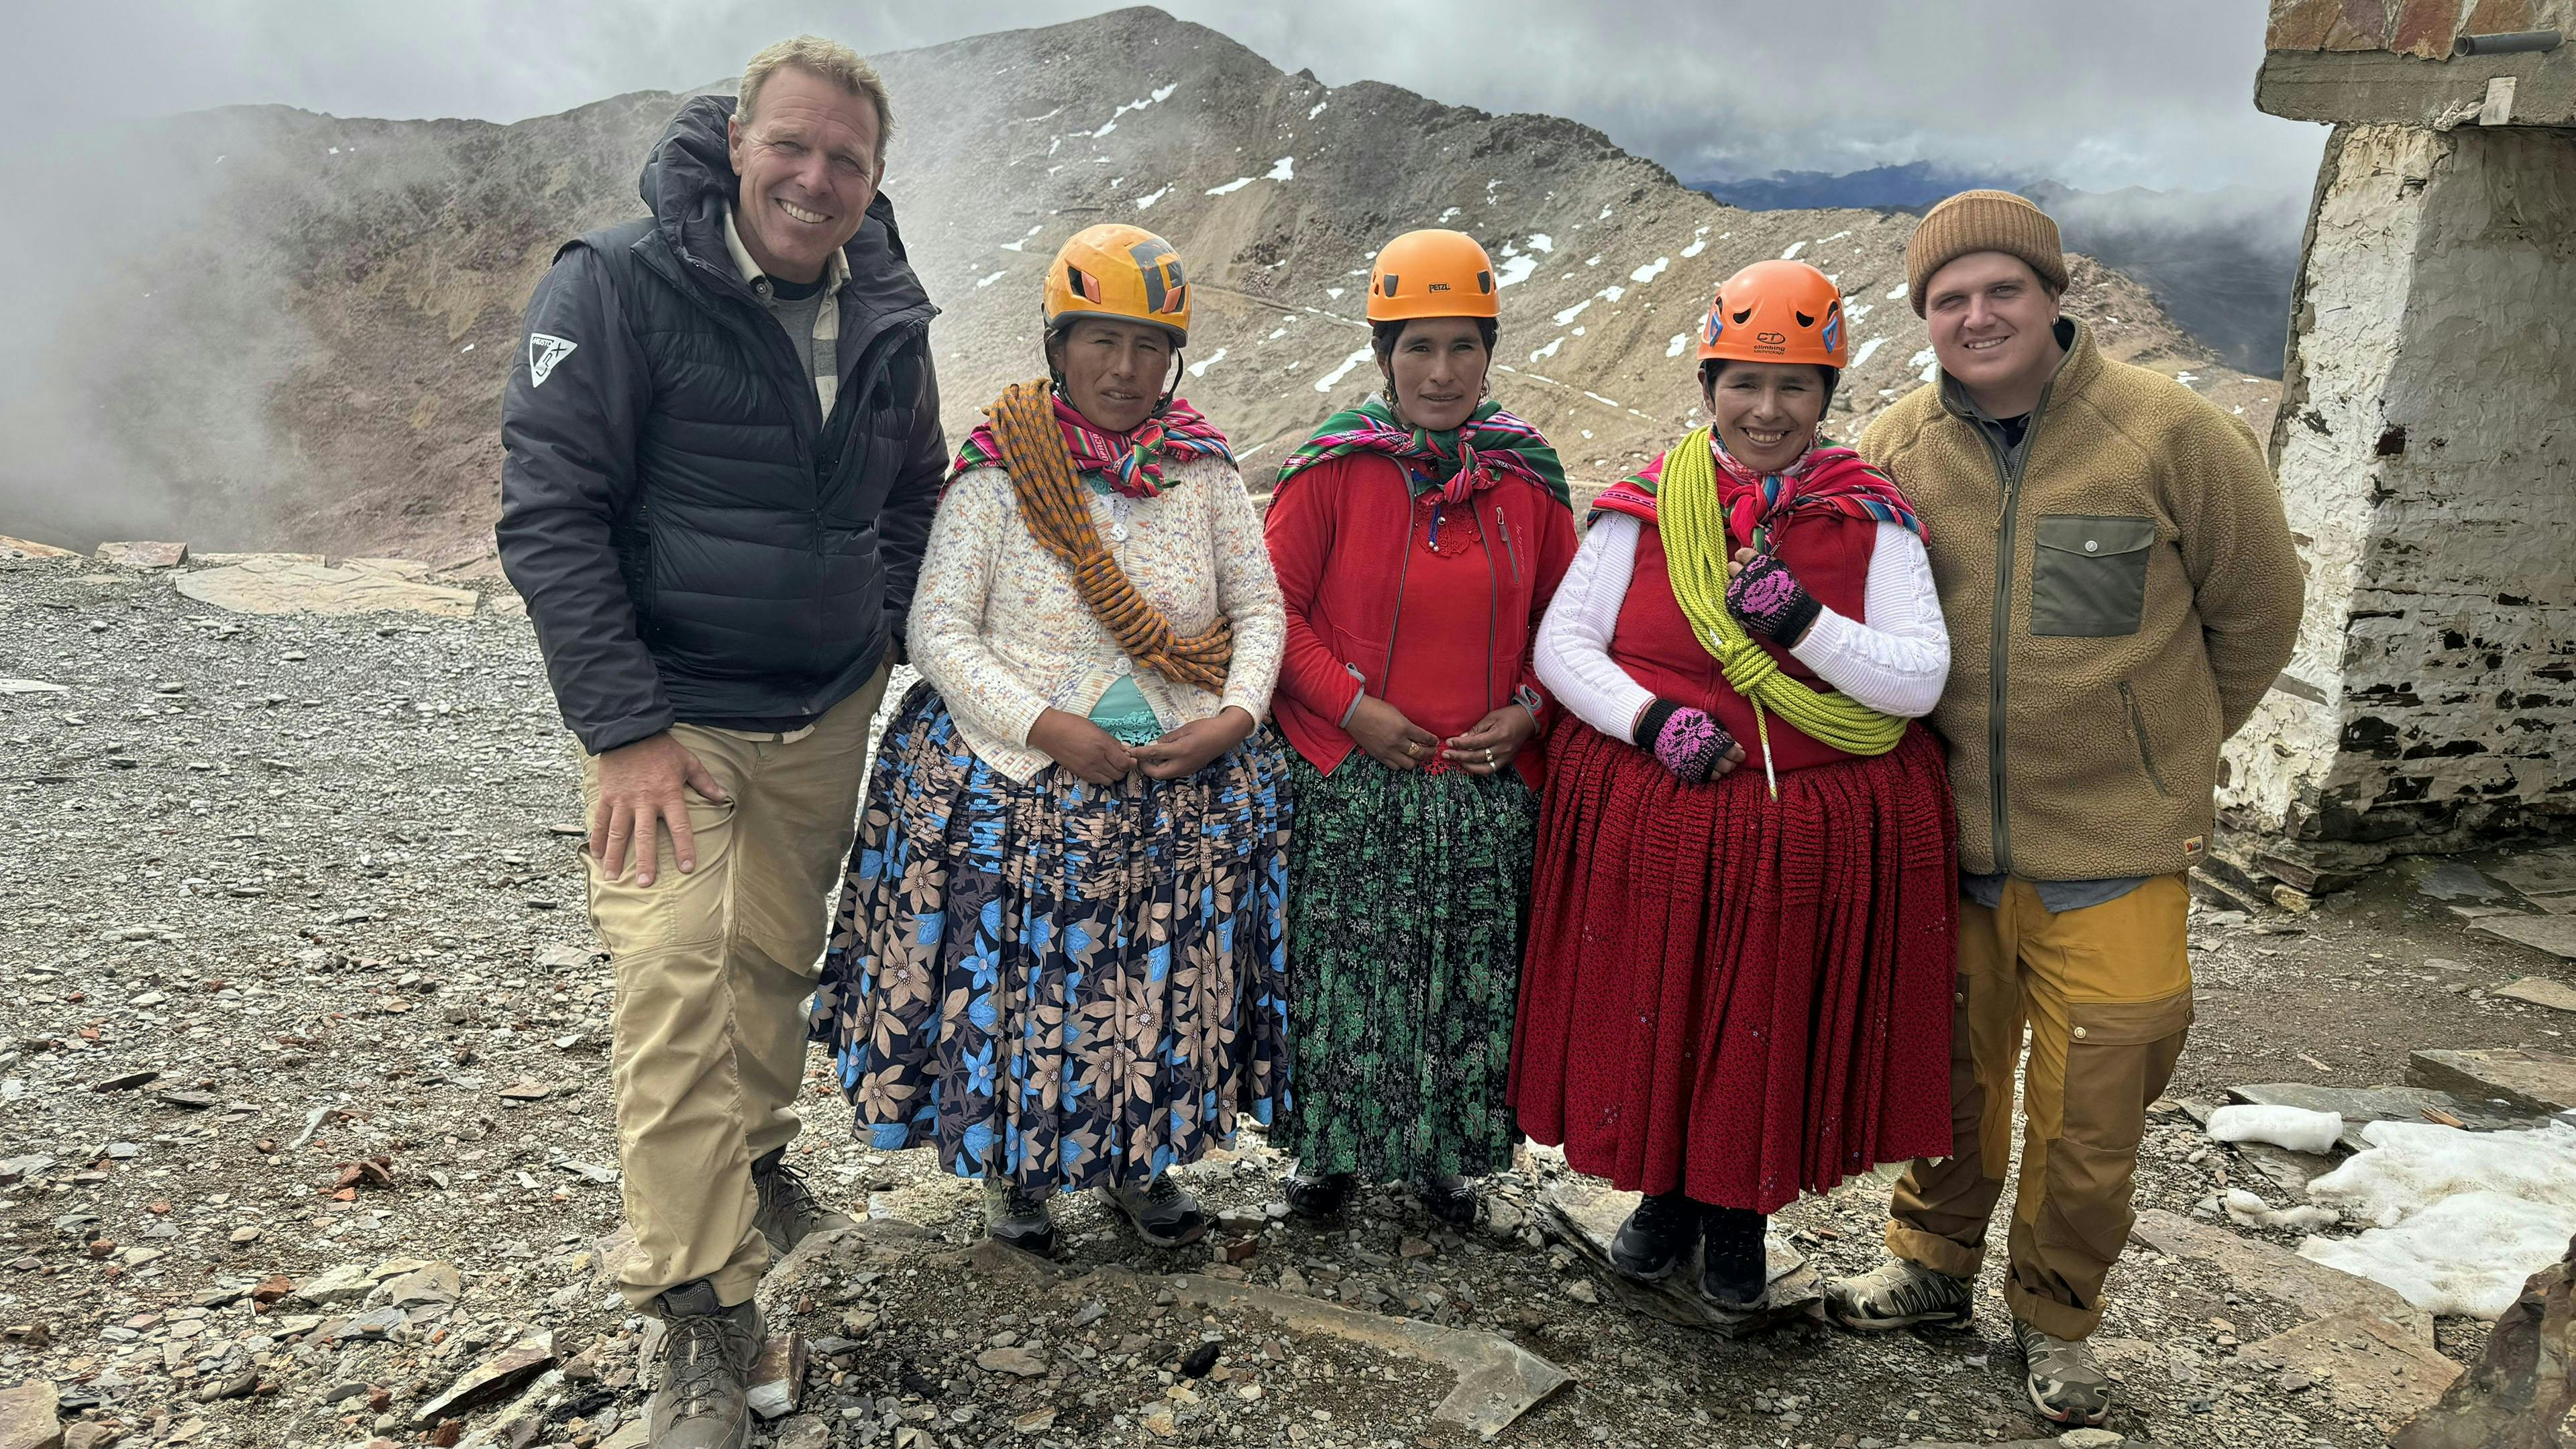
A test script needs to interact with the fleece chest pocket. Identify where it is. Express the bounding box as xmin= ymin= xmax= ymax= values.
xmin=2031 ymin=515 xmax=2156 ymax=638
